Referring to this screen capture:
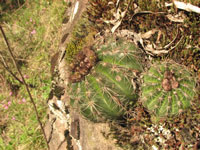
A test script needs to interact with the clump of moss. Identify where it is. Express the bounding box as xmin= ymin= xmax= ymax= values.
xmin=65 ymin=15 xmax=97 ymax=63
xmin=65 ymin=39 xmax=84 ymax=62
